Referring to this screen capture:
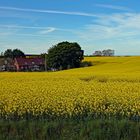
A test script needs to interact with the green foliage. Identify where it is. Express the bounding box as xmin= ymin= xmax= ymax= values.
xmin=12 ymin=49 xmax=25 ymax=58
xmin=4 ymin=49 xmax=13 ymax=58
xmin=0 ymin=119 xmax=139 ymax=140
xmin=47 ymin=41 xmax=84 ymax=70
xmin=4 ymin=49 xmax=25 ymax=58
